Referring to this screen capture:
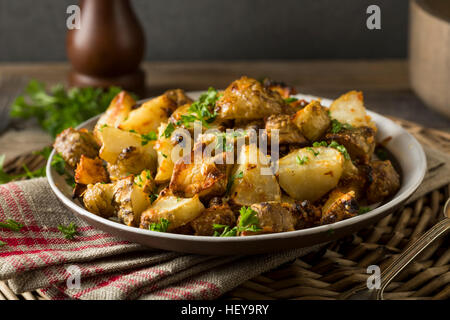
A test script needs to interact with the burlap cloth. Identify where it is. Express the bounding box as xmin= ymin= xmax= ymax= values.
xmin=0 ymin=146 xmax=449 ymax=300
